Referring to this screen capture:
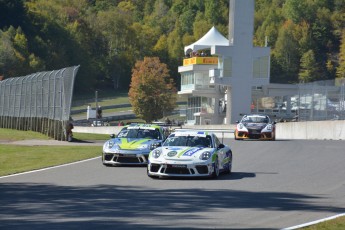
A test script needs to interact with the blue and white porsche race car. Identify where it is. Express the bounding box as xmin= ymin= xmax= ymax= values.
xmin=147 ymin=130 xmax=233 ymax=178
xmin=102 ymin=124 xmax=168 ymax=166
